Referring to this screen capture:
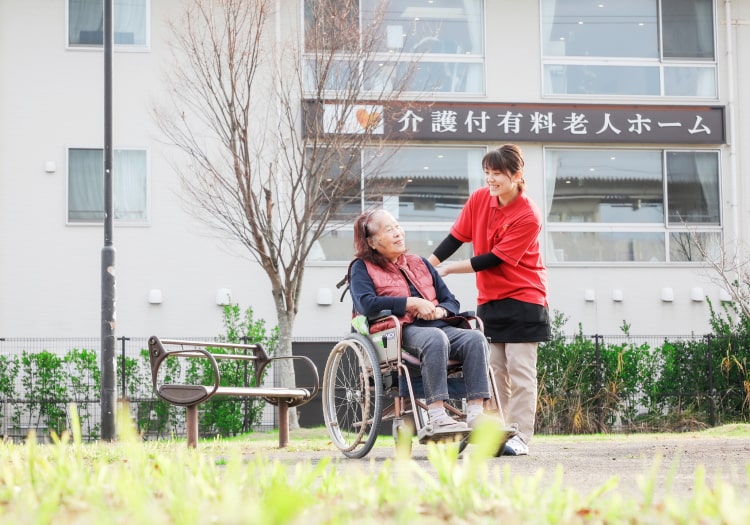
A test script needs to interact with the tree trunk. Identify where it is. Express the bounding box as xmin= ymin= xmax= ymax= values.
xmin=275 ymin=305 xmax=299 ymax=430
